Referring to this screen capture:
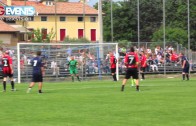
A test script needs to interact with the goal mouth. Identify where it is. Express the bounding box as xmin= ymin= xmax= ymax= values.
xmin=17 ymin=43 xmax=119 ymax=83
